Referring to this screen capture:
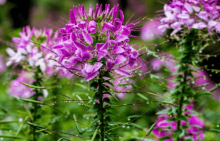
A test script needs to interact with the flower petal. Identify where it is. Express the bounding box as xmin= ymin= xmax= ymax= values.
xmin=82 ymin=30 xmax=93 ymax=45
xmin=114 ymin=69 xmax=131 ymax=76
